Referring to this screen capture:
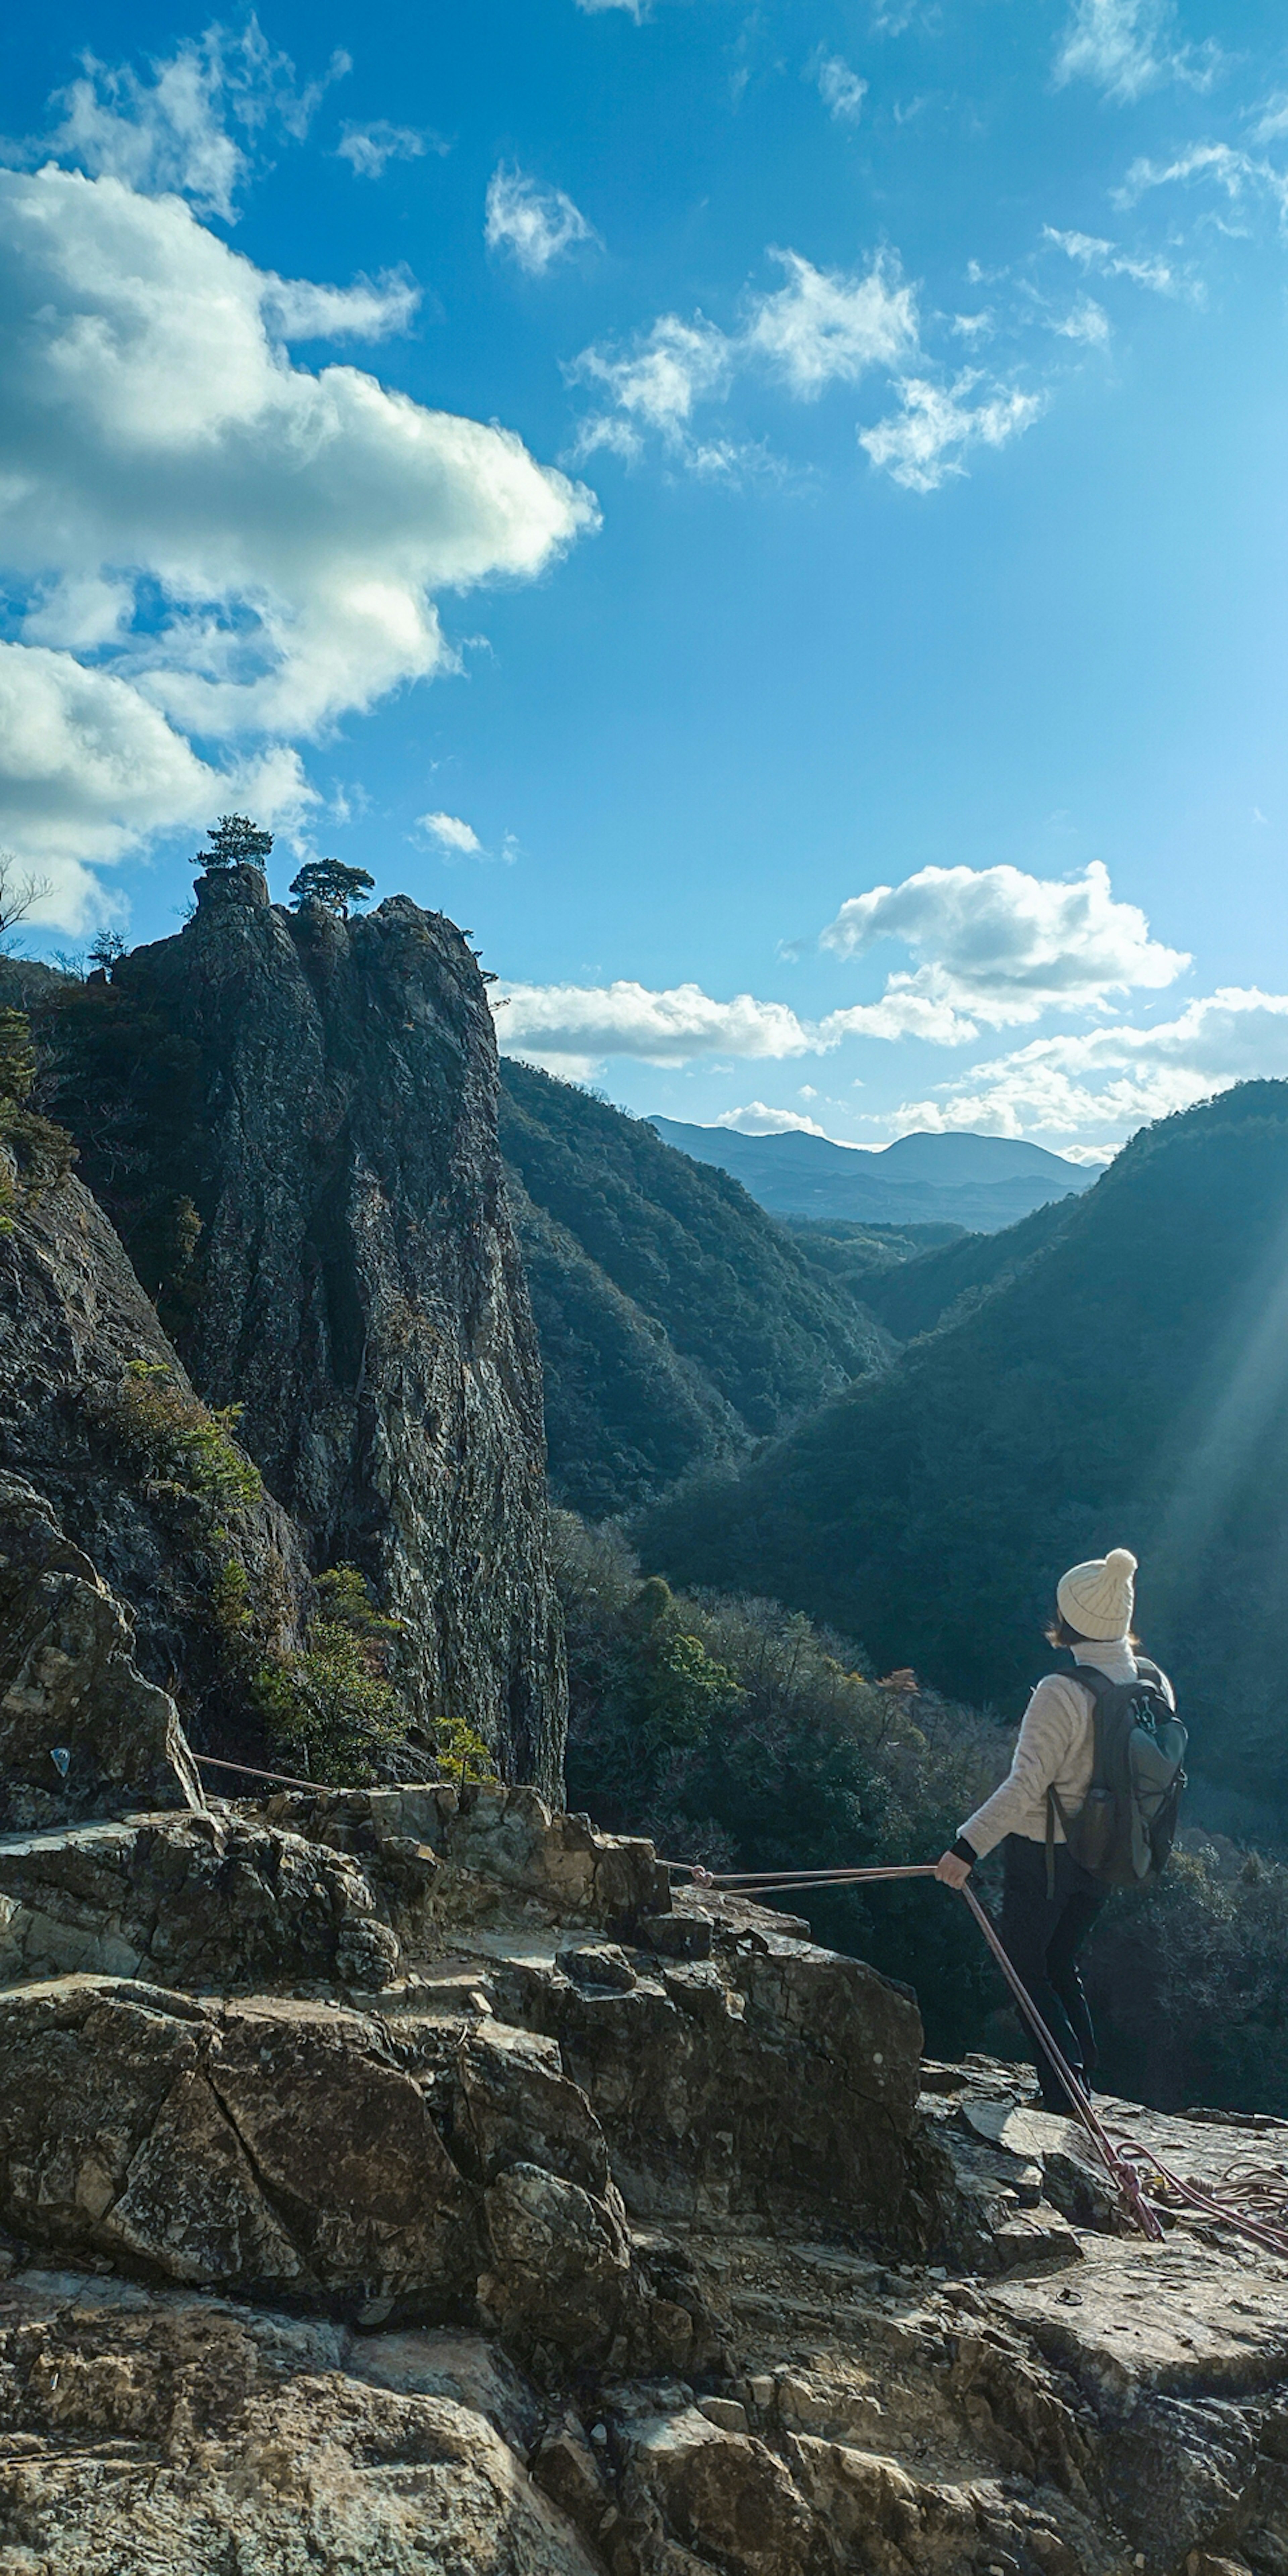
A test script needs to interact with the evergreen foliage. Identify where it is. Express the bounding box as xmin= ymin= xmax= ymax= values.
xmin=34 ymin=973 xmax=206 ymax=1334
xmin=199 ymin=815 xmax=273 ymax=870
xmin=0 ymin=1007 xmax=75 ymax=1229
xmin=289 ymin=859 xmax=375 ymax=918
xmin=253 ymin=1565 xmax=411 ymax=1783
